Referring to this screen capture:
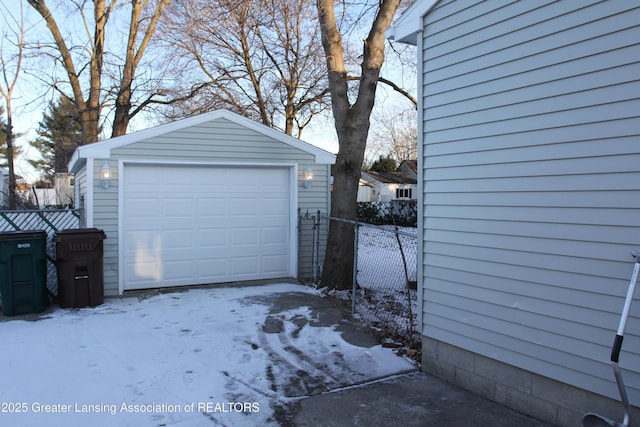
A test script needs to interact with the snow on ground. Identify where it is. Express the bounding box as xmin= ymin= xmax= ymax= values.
xmin=357 ymin=225 xmax=417 ymax=287
xmin=0 ymin=283 xmax=415 ymax=426
xmin=329 ymin=225 xmax=419 ymax=338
